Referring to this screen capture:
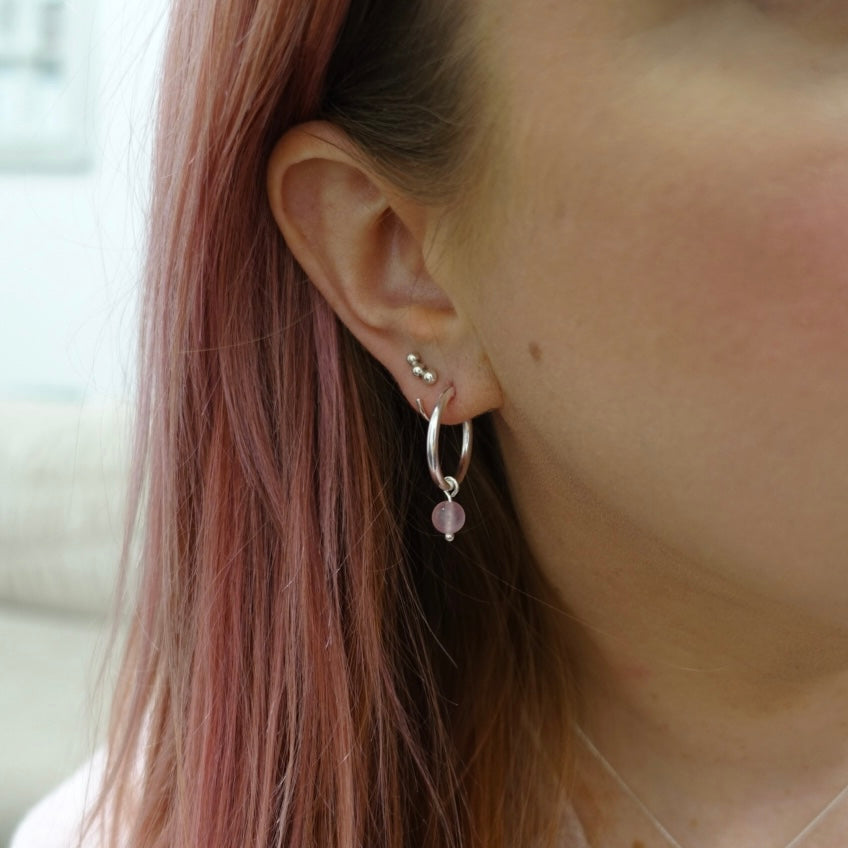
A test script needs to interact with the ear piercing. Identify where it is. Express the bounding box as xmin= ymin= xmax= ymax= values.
xmin=406 ymin=352 xmax=437 ymax=385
